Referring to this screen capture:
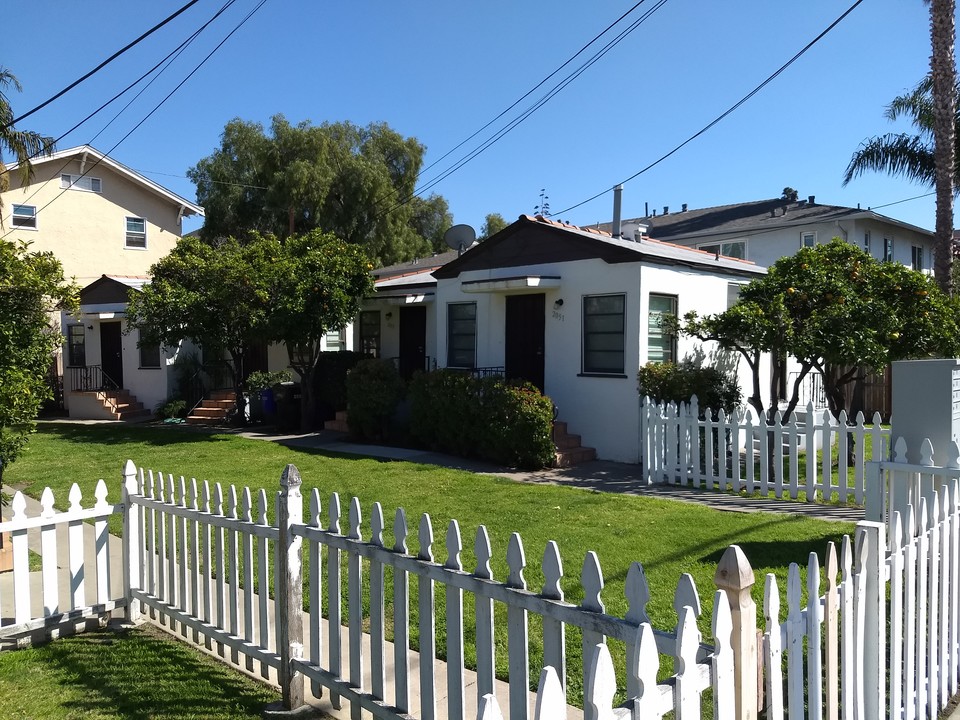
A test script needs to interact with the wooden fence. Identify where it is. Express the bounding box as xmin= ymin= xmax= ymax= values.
xmin=3 ymin=448 xmax=960 ymax=719
xmin=641 ymin=396 xmax=891 ymax=504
